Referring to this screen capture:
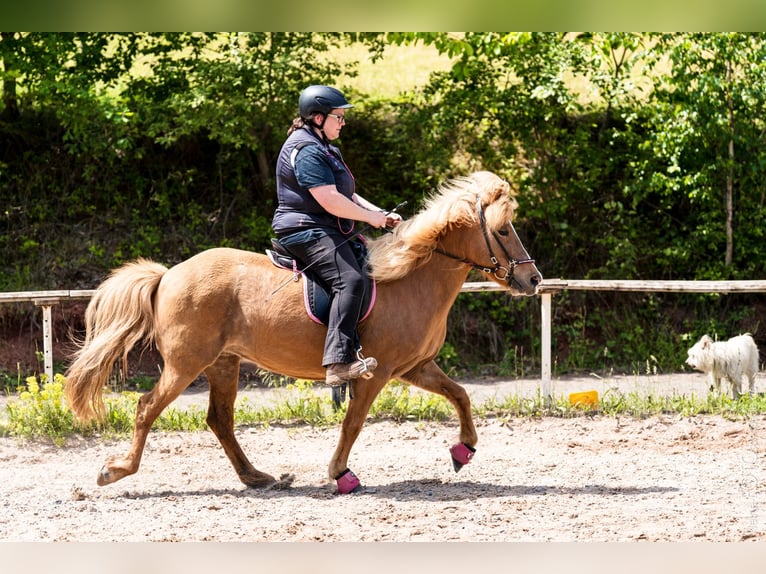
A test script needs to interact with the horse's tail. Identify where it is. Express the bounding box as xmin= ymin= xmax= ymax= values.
xmin=65 ymin=258 xmax=168 ymax=422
